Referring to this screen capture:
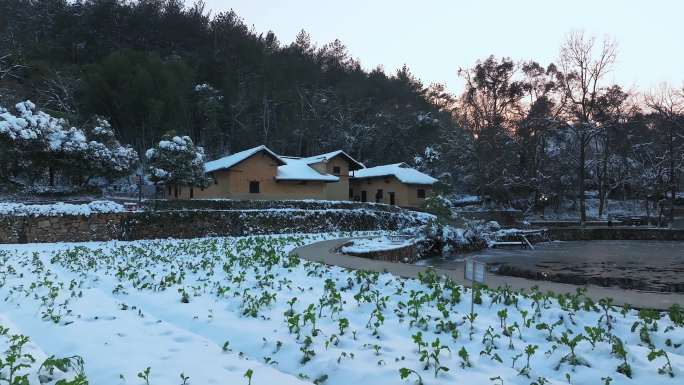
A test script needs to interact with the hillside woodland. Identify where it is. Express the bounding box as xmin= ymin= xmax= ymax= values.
xmin=1 ymin=1 xmax=682 ymax=219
